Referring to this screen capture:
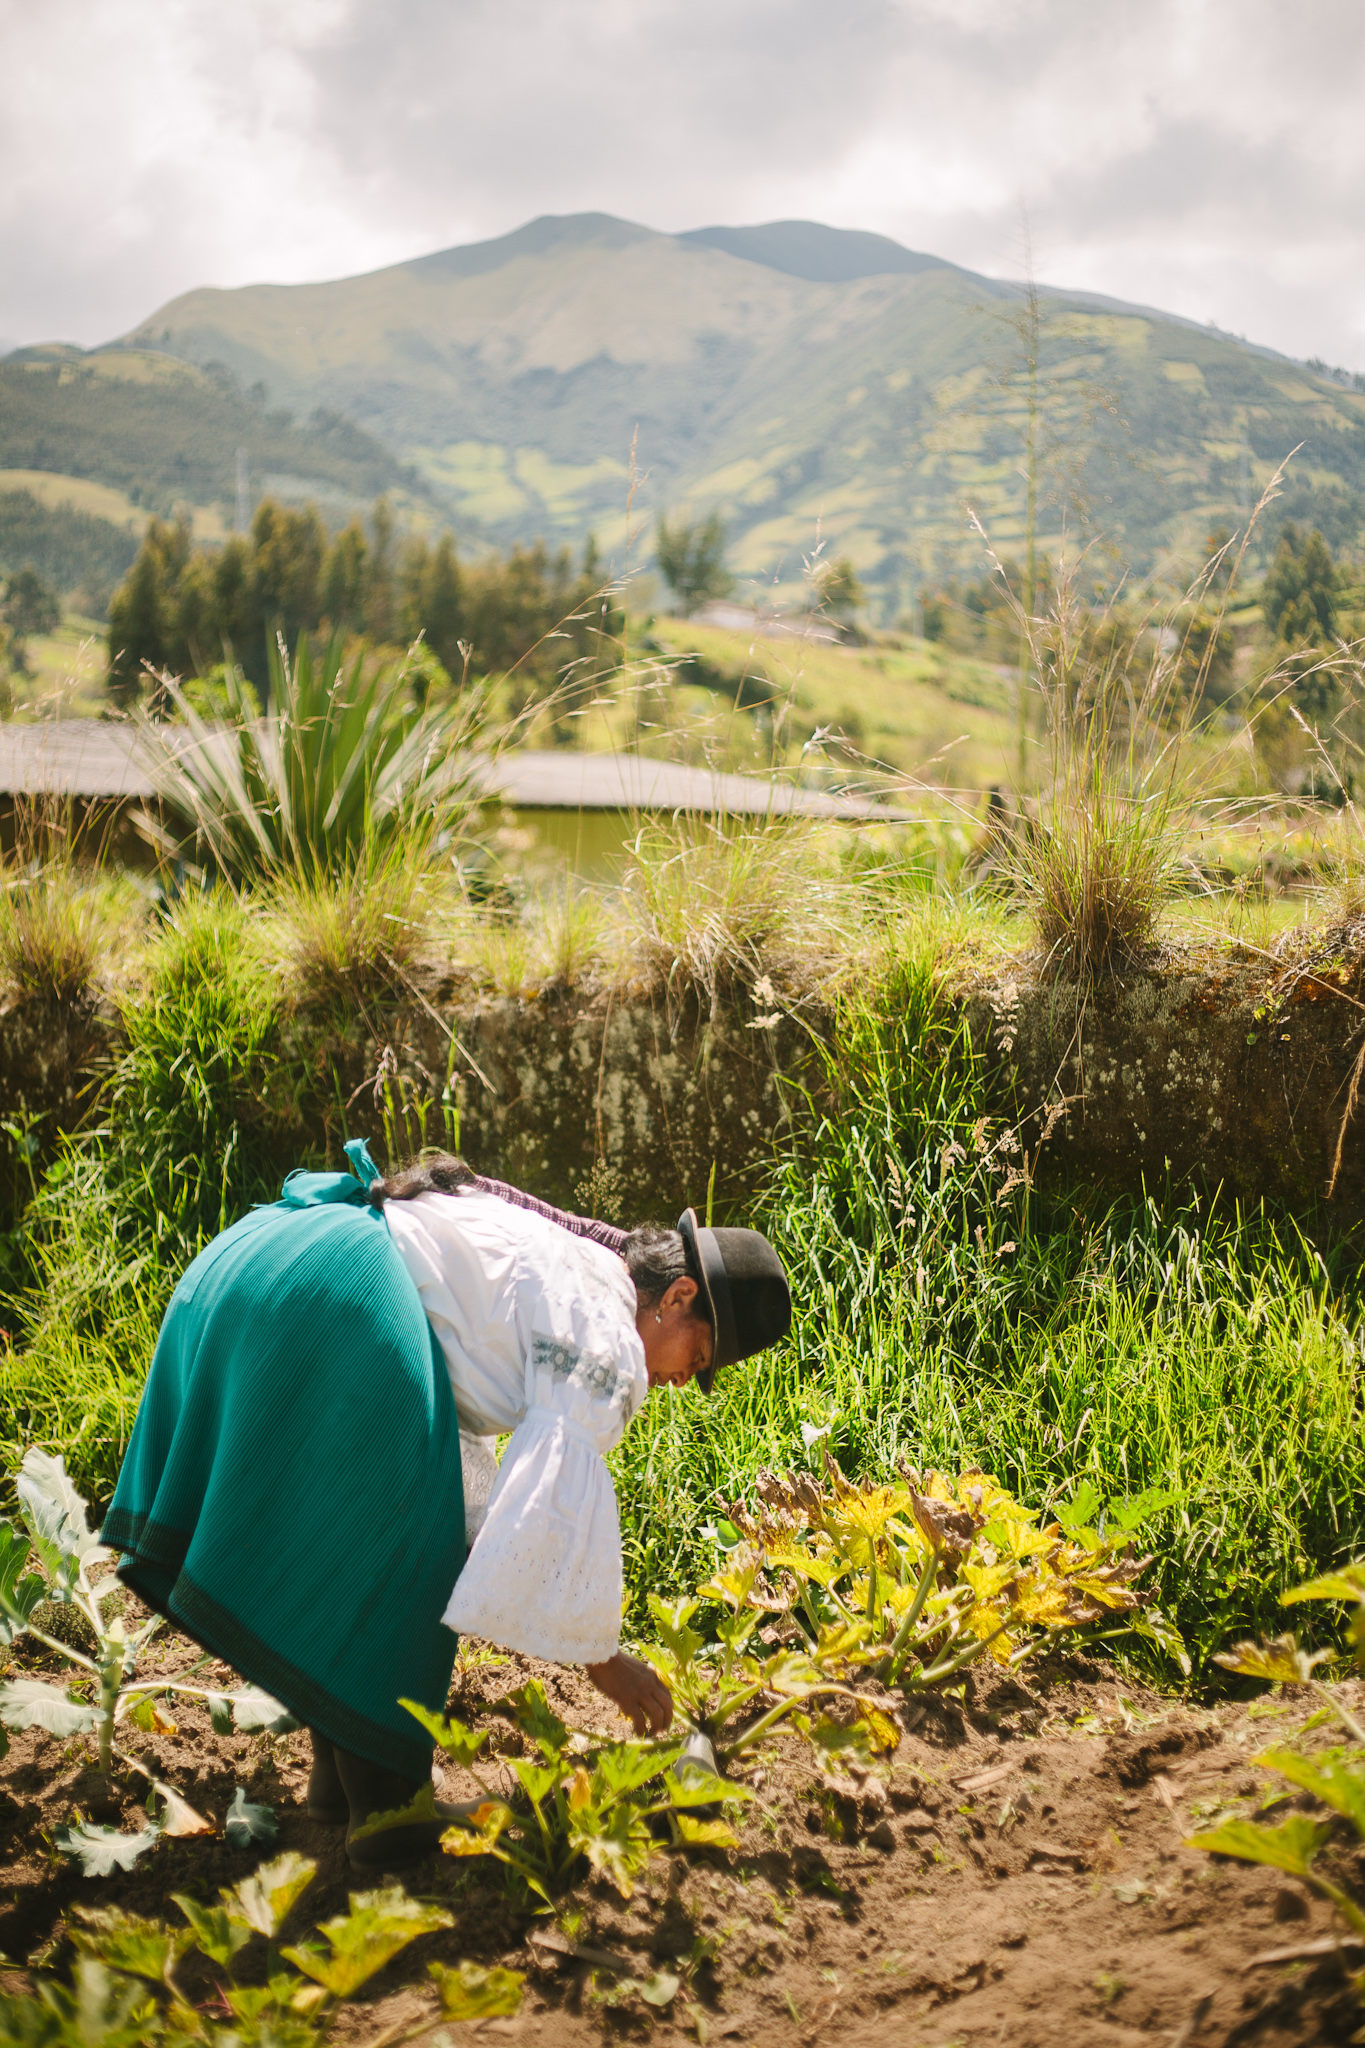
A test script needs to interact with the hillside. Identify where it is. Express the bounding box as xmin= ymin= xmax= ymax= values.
xmin=104 ymin=213 xmax=1365 ymax=609
xmin=0 ymin=346 xmax=426 ymax=602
